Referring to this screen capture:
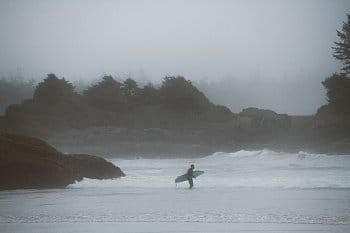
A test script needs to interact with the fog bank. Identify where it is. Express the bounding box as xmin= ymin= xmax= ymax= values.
xmin=1 ymin=0 xmax=349 ymax=114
